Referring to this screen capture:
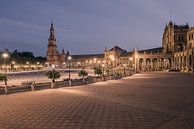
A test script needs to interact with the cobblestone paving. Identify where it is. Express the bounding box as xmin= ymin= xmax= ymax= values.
xmin=0 ymin=72 xmax=194 ymax=129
